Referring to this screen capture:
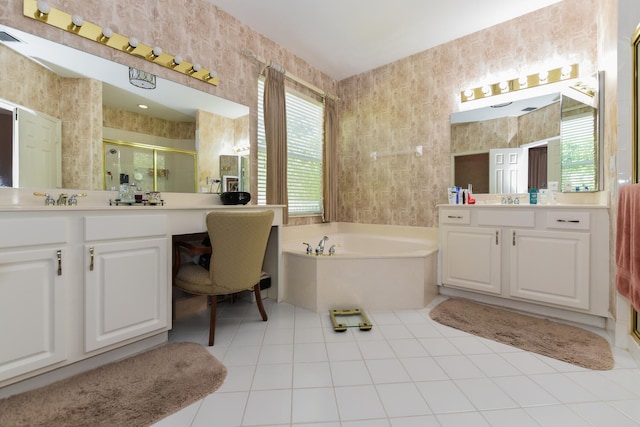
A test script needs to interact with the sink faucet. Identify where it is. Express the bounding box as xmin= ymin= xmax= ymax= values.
xmin=68 ymin=193 xmax=87 ymax=206
xmin=56 ymin=193 xmax=68 ymax=206
xmin=302 ymin=242 xmax=313 ymax=255
xmin=315 ymin=236 xmax=329 ymax=255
